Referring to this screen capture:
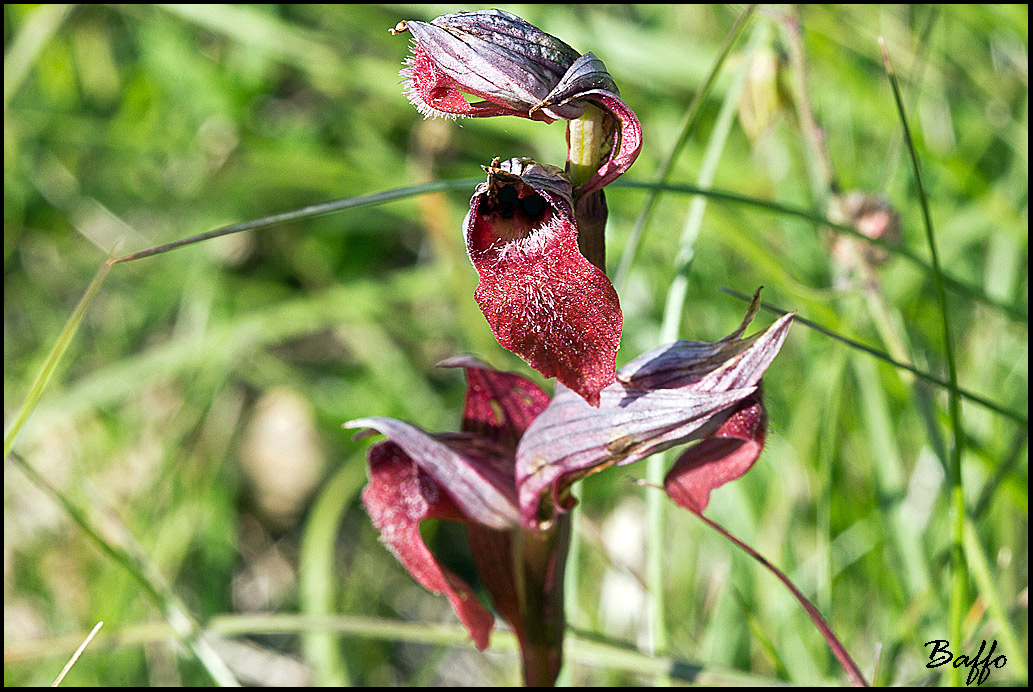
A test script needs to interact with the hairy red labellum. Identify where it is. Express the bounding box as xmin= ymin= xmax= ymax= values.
xmin=361 ymin=441 xmax=495 ymax=649
xmin=465 ymin=159 xmax=622 ymax=406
